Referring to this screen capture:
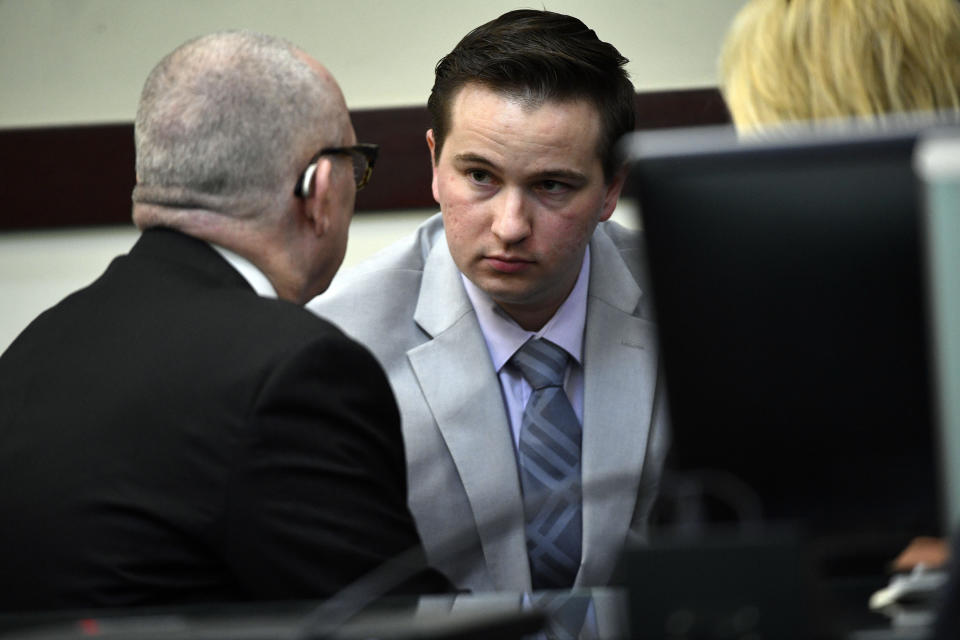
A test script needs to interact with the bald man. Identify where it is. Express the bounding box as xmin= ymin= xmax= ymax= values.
xmin=0 ymin=31 xmax=447 ymax=612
